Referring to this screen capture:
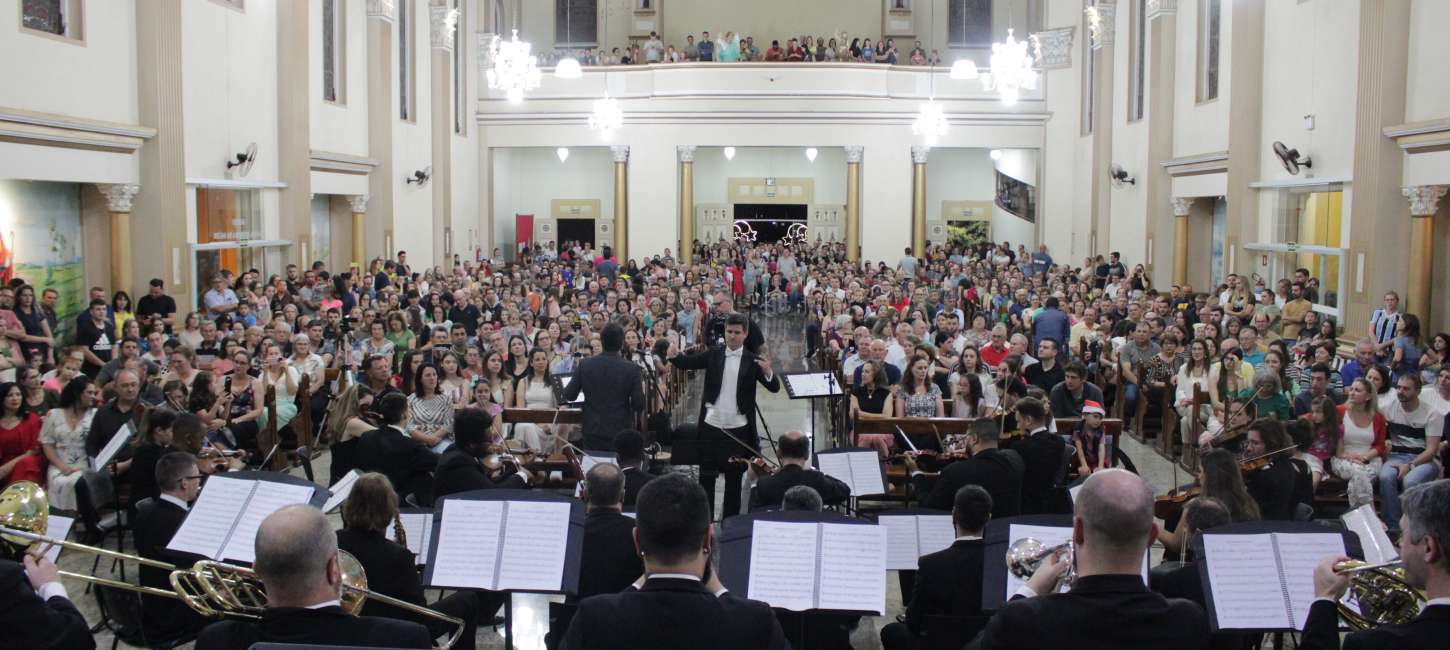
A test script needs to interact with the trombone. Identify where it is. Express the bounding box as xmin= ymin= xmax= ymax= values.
xmin=0 ymin=481 xmax=466 ymax=649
